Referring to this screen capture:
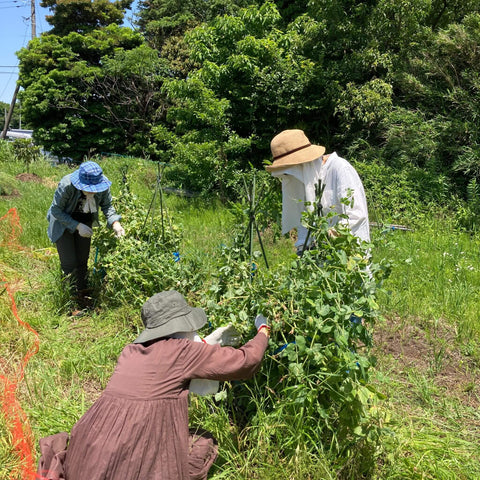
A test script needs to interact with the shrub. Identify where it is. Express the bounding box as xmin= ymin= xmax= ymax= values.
xmin=164 ymin=134 xmax=251 ymax=199
xmin=0 ymin=140 xmax=13 ymax=162
xmin=12 ymin=138 xmax=41 ymax=172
